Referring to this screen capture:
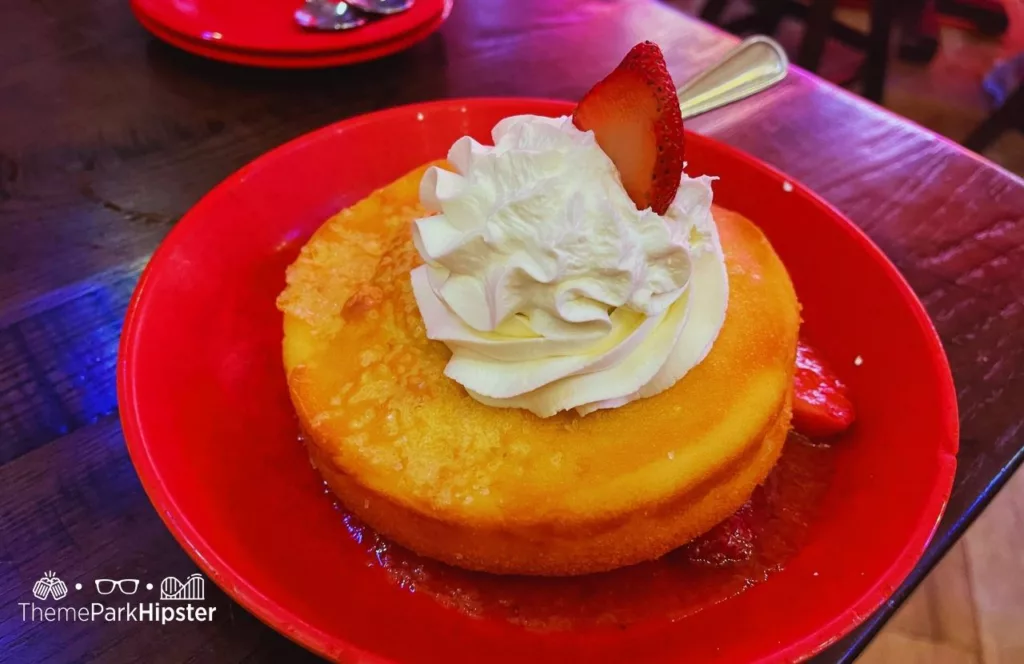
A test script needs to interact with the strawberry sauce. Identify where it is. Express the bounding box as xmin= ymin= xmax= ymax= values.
xmin=792 ymin=340 xmax=856 ymax=438
xmin=337 ymin=434 xmax=837 ymax=631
